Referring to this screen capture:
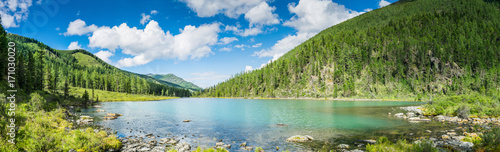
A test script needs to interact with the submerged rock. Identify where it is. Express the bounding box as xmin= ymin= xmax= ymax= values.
xmin=286 ymin=135 xmax=314 ymax=142
xmin=394 ymin=113 xmax=404 ymax=118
